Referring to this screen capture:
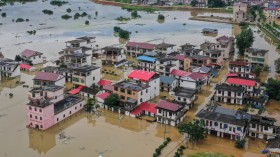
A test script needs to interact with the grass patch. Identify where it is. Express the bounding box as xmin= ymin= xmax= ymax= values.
xmin=115 ymin=16 xmax=130 ymax=21
xmin=121 ymin=4 xmax=161 ymax=13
